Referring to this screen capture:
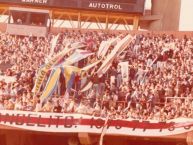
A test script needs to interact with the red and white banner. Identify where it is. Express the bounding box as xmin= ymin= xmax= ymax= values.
xmin=0 ymin=110 xmax=193 ymax=137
